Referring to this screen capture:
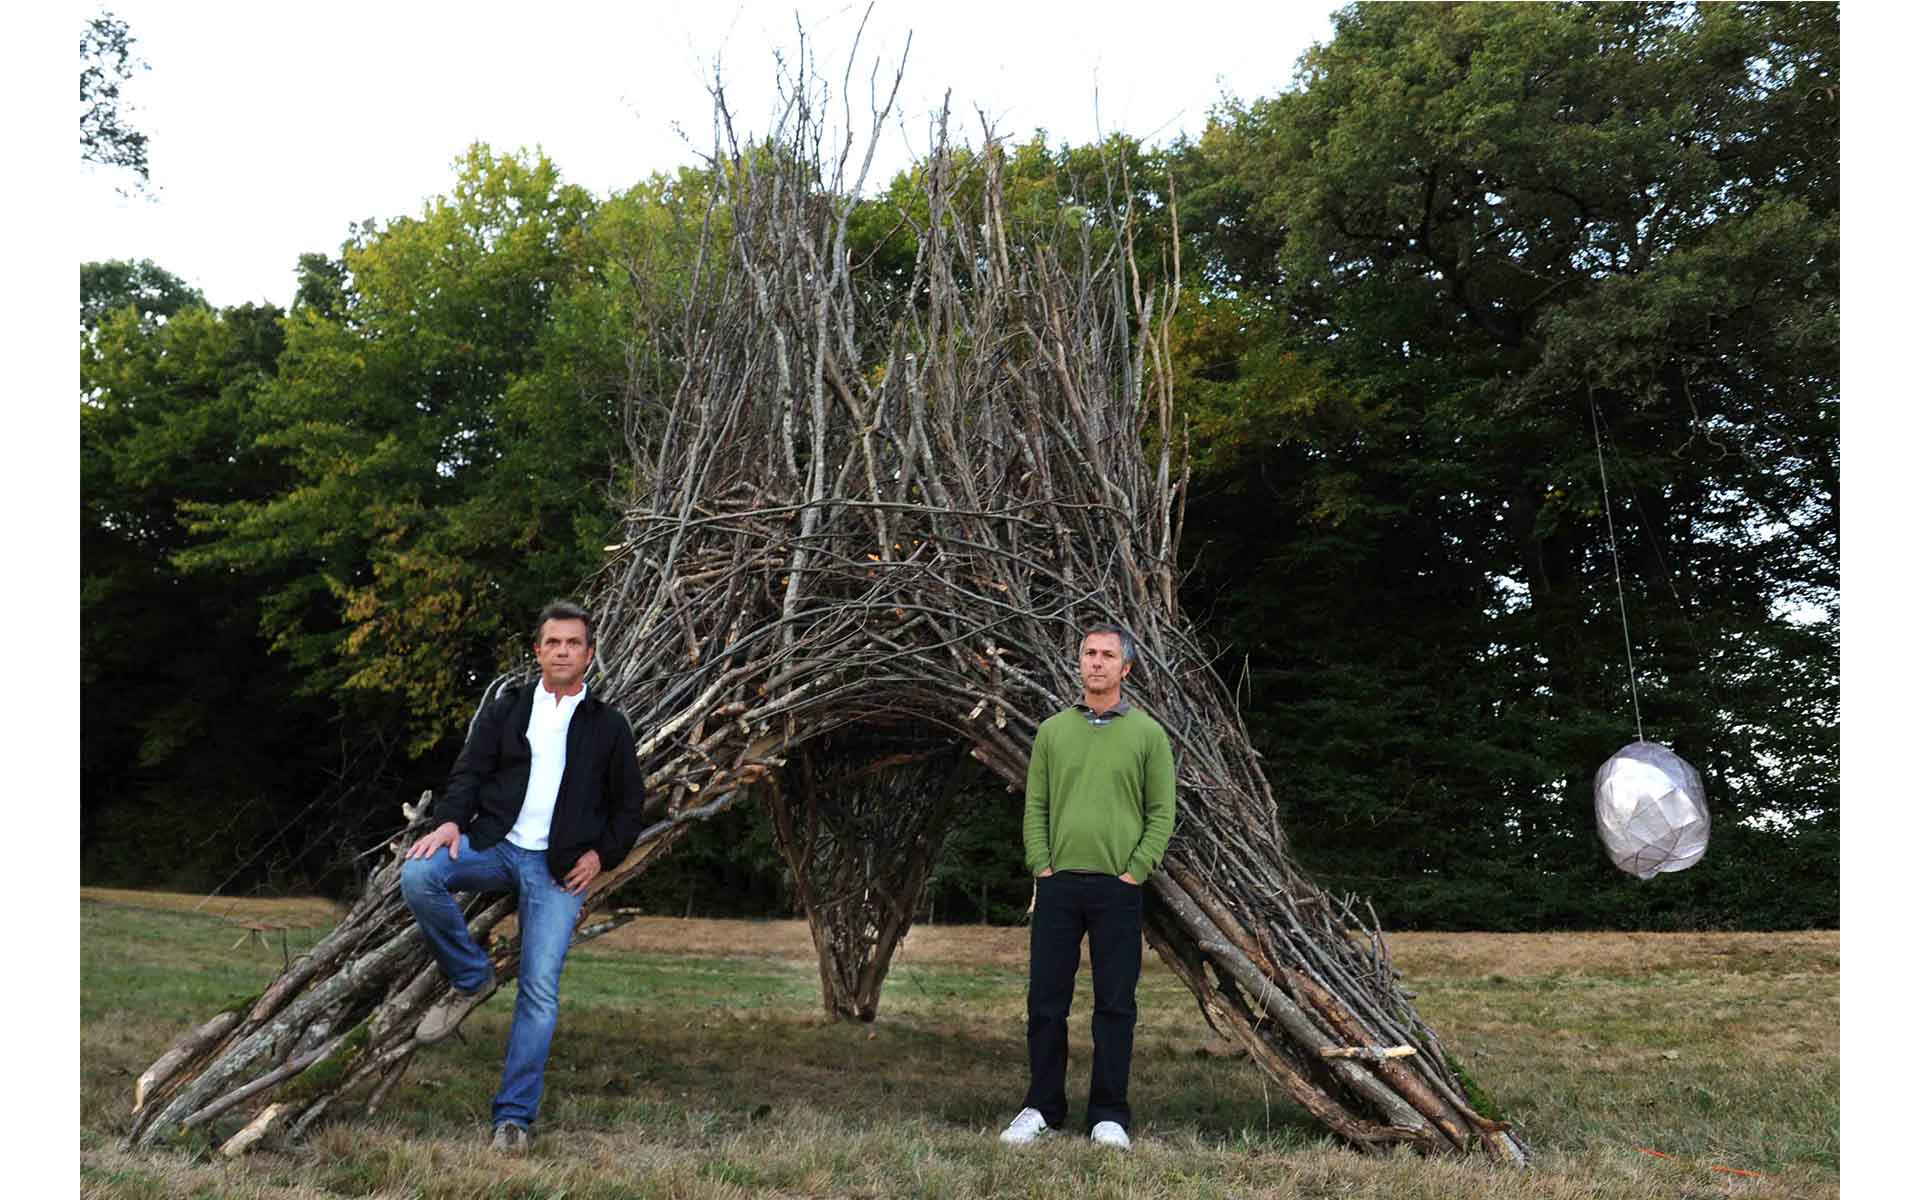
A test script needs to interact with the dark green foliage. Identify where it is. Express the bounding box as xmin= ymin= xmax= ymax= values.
xmin=80 ymin=283 xmax=393 ymax=891
xmin=606 ymin=783 xmax=1039 ymax=925
xmin=611 ymin=802 xmax=791 ymax=919
xmin=923 ymin=786 xmax=1036 ymax=925
xmin=292 ymin=253 xmax=349 ymax=320
xmin=81 ymin=8 xmax=150 ymax=188
xmin=1169 ymin=1 xmax=1836 ymax=929
xmin=81 ymin=259 xmax=203 ymax=328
